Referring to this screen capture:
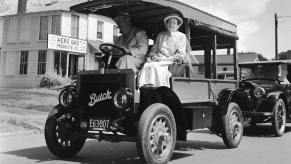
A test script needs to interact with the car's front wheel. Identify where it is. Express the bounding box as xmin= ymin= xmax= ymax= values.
xmin=45 ymin=115 xmax=85 ymax=158
xmin=137 ymin=103 xmax=176 ymax=164
xmin=221 ymin=102 xmax=243 ymax=148
xmin=272 ymin=98 xmax=286 ymax=137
